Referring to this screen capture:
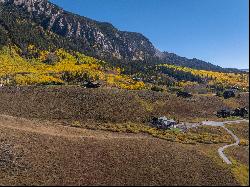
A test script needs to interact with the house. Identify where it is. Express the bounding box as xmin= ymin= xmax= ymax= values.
xmin=216 ymin=109 xmax=233 ymax=118
xmin=223 ymin=89 xmax=236 ymax=99
xmin=216 ymin=107 xmax=248 ymax=118
xmin=151 ymin=116 xmax=177 ymax=129
xmin=82 ymin=81 xmax=101 ymax=88
xmin=233 ymin=107 xmax=248 ymax=118
xmin=0 ymin=78 xmax=4 ymax=88
xmin=132 ymin=77 xmax=142 ymax=81
xmin=0 ymin=77 xmax=10 ymax=86
xmin=176 ymin=91 xmax=192 ymax=98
